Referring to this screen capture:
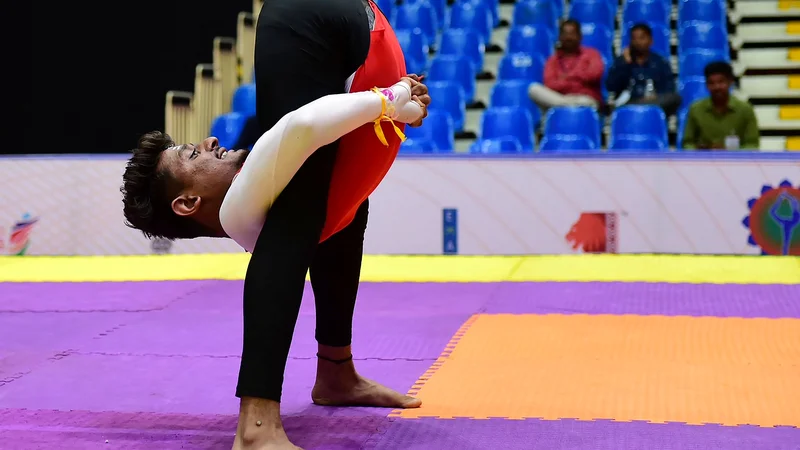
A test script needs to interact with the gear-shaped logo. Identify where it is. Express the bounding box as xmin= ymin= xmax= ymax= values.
xmin=742 ymin=180 xmax=800 ymax=256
